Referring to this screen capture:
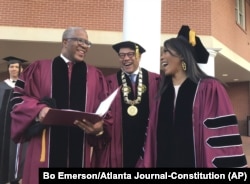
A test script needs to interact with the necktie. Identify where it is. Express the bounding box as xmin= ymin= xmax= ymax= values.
xmin=129 ymin=74 xmax=137 ymax=83
xmin=68 ymin=62 xmax=73 ymax=107
xmin=68 ymin=61 xmax=73 ymax=83
xmin=129 ymin=74 xmax=137 ymax=96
